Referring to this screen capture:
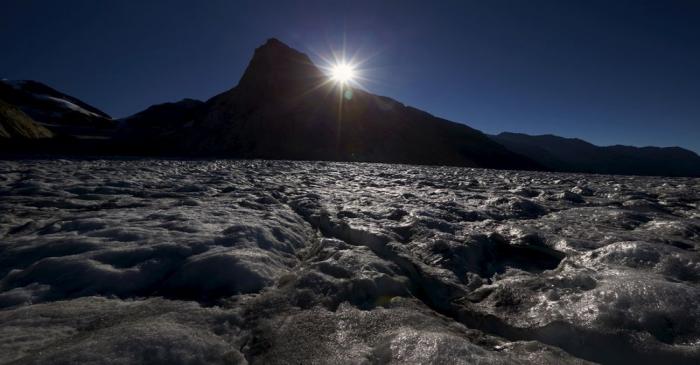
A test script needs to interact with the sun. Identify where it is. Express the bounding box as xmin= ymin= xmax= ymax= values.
xmin=330 ymin=63 xmax=355 ymax=84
